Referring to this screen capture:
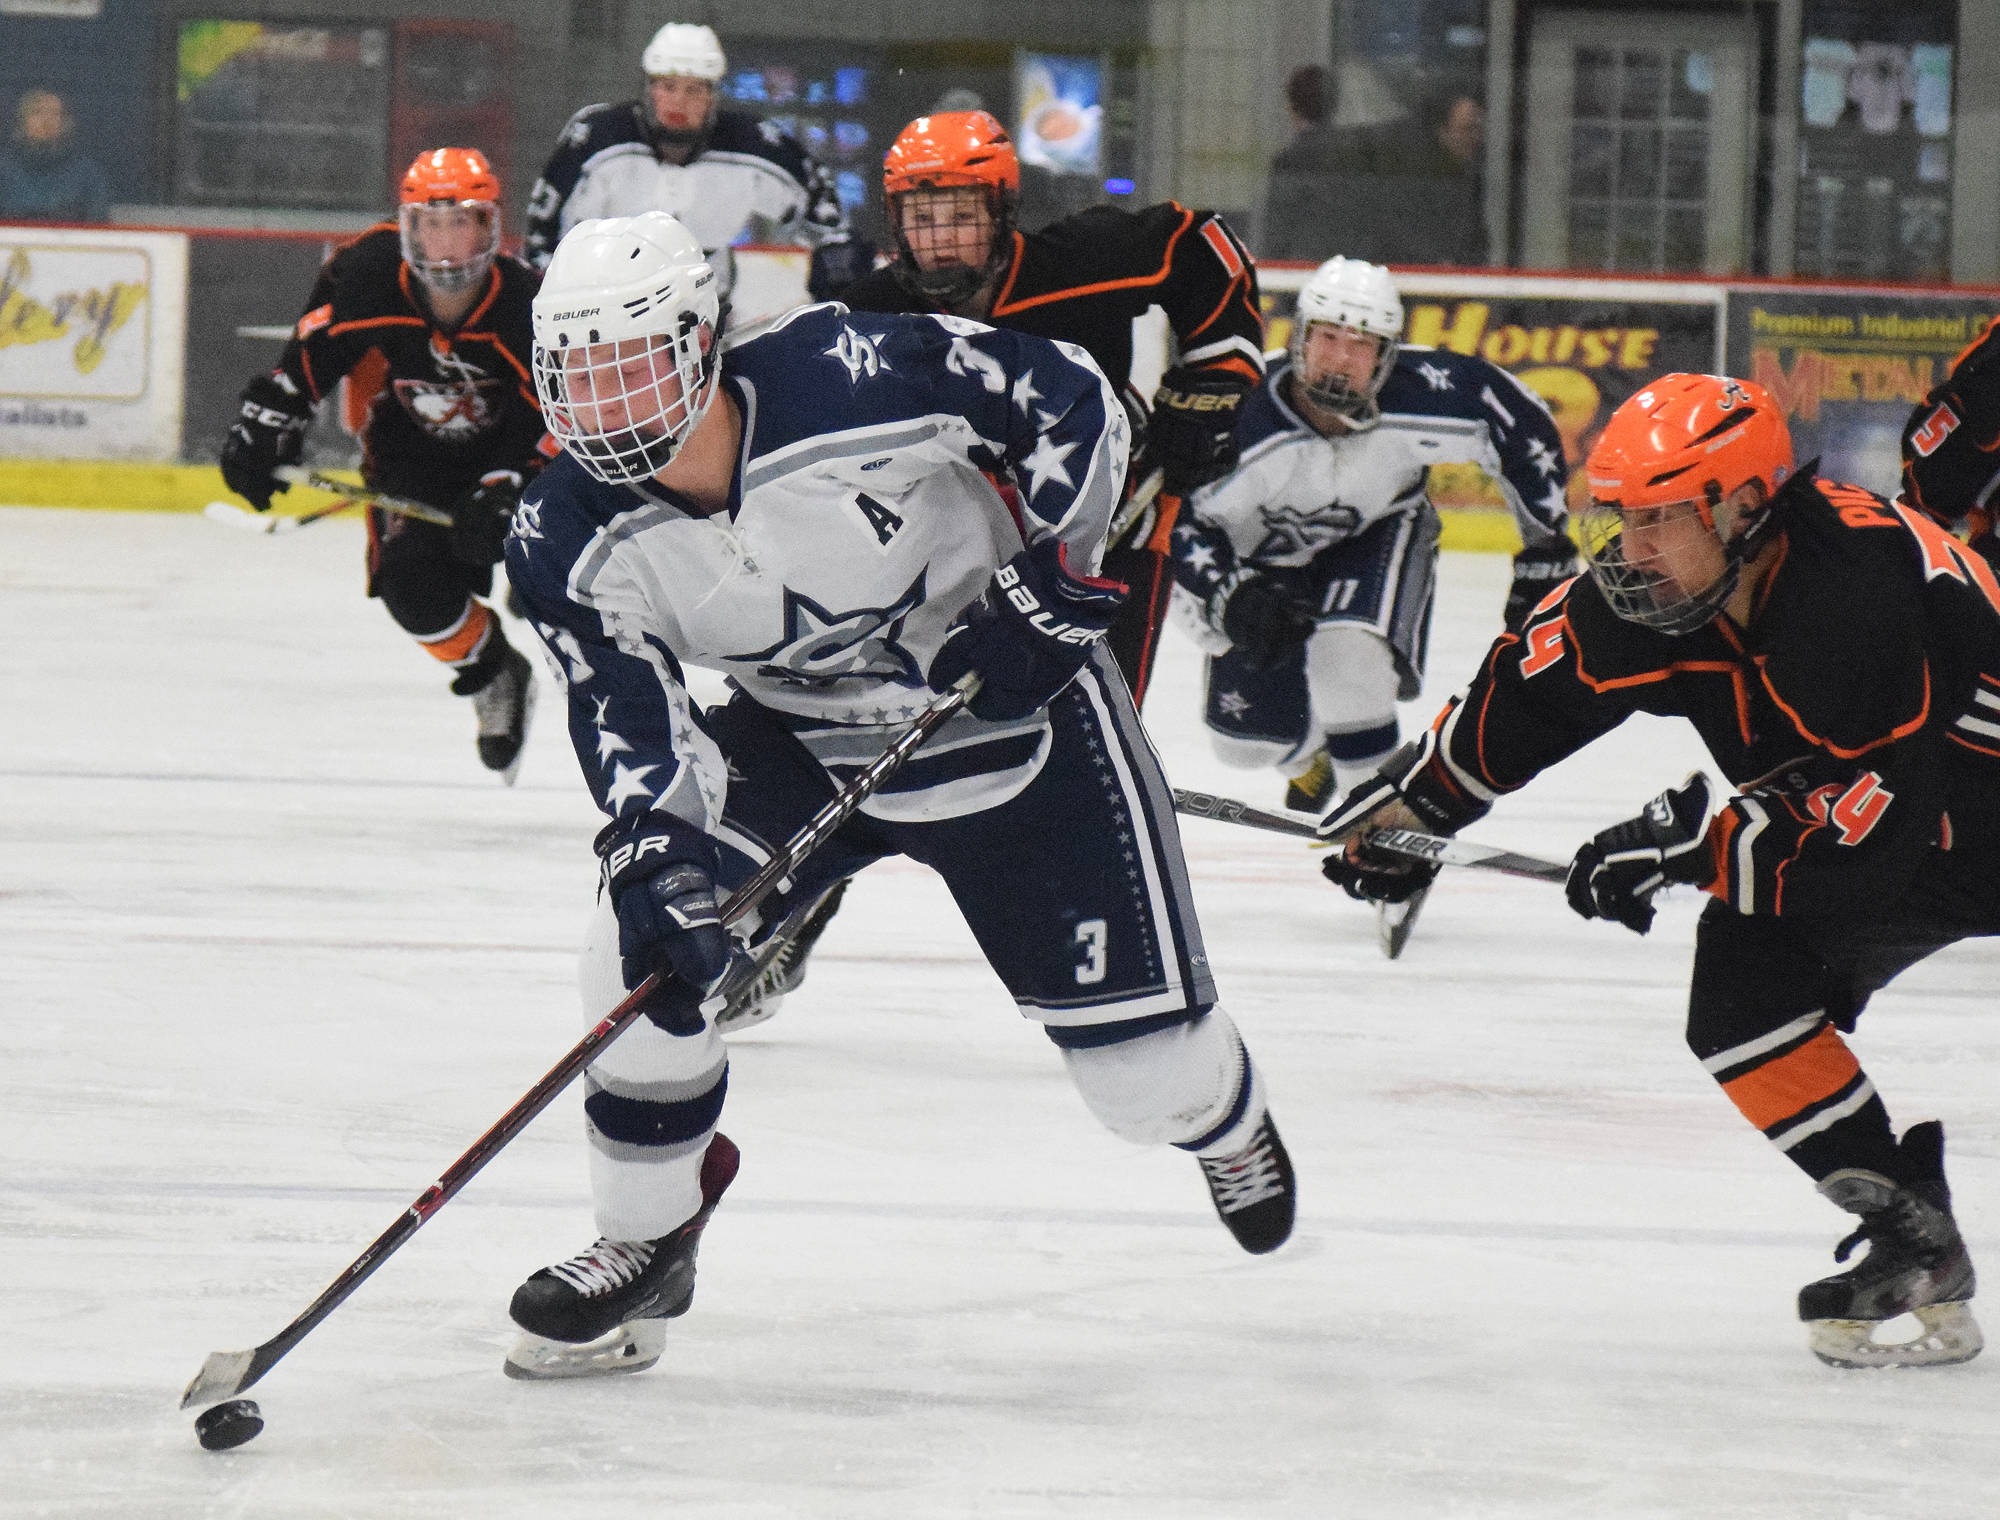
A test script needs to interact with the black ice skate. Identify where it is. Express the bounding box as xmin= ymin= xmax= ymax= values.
xmin=1375 ymin=878 xmax=1432 ymax=960
xmin=1283 ymin=750 xmax=1334 ymax=814
xmin=1199 ymin=1116 xmax=1295 ymax=1255
xmin=504 ymin=1132 xmax=740 ymax=1380
xmin=1797 ymin=1120 xmax=1982 ymax=1369
xmin=458 ymin=641 xmax=536 ymax=785
xmin=714 ymin=881 xmax=850 ymax=1034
